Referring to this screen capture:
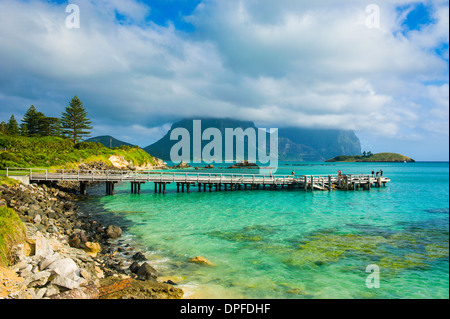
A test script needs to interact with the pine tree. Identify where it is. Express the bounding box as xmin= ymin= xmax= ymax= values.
xmin=7 ymin=114 xmax=19 ymax=136
xmin=22 ymin=105 xmax=46 ymax=136
xmin=61 ymin=95 xmax=93 ymax=143
xmin=20 ymin=123 xmax=28 ymax=136
xmin=0 ymin=121 xmax=6 ymax=135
